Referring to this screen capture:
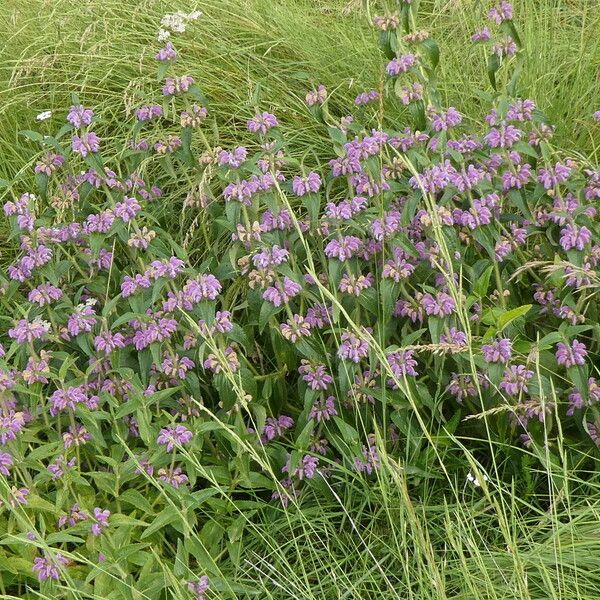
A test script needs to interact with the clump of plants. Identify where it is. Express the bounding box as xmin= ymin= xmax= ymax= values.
xmin=1 ymin=2 xmax=599 ymax=597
